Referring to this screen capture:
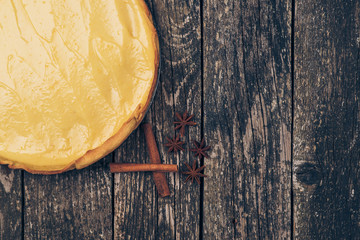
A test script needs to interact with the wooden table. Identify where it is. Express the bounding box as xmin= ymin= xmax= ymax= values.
xmin=1 ymin=0 xmax=359 ymax=239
